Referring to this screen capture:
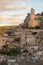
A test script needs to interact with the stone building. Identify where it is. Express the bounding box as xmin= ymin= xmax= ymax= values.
xmin=23 ymin=8 xmax=43 ymax=29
